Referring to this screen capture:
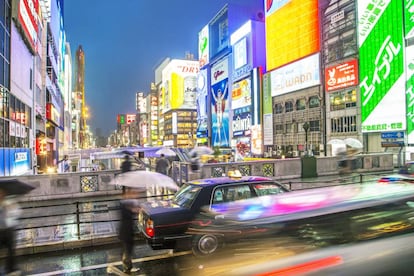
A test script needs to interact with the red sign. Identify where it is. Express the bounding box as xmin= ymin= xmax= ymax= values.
xmin=325 ymin=59 xmax=359 ymax=92
xmin=18 ymin=0 xmax=40 ymax=53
